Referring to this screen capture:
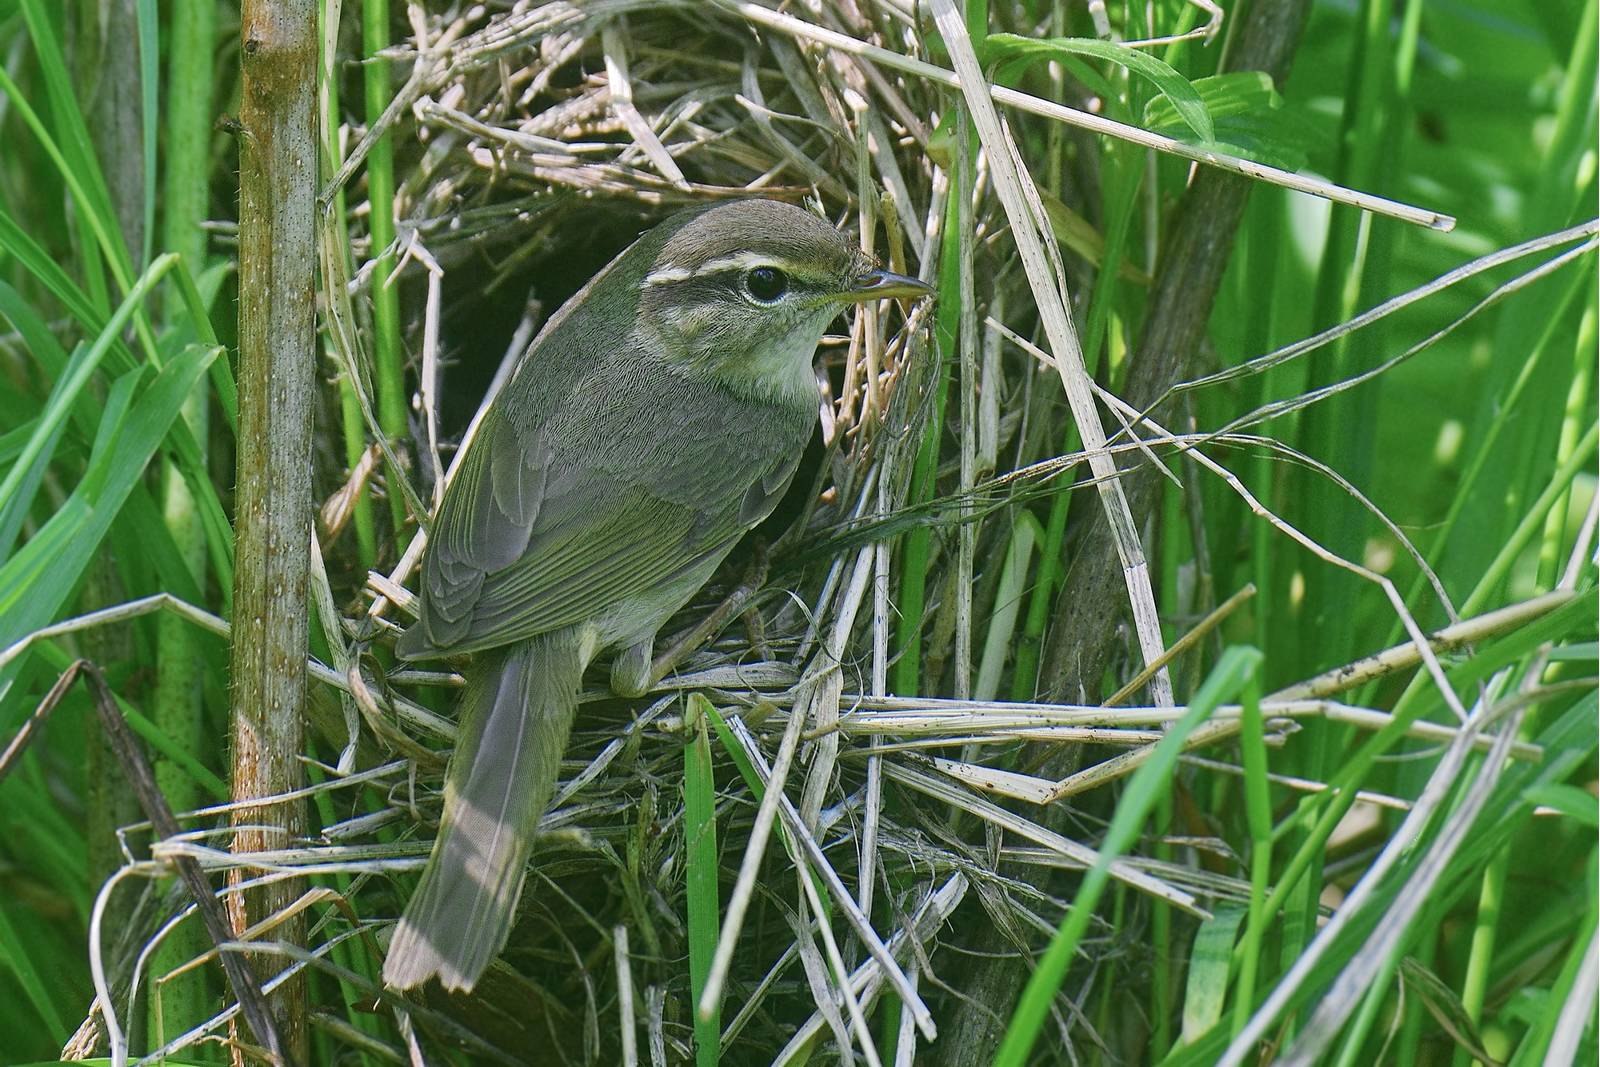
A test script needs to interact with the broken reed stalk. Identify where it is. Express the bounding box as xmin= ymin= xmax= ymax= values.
xmin=229 ymin=0 xmax=318 ymax=1059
